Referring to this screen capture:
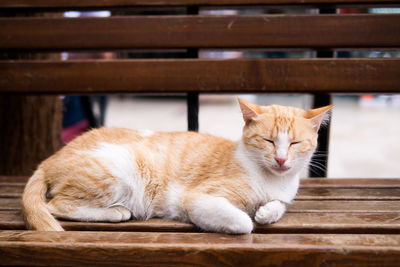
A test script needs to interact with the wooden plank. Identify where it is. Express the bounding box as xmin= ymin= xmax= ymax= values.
xmin=2 ymin=176 xmax=400 ymax=187
xmin=1 ymin=210 xmax=400 ymax=234
xmin=300 ymin=178 xmax=400 ymax=188
xmin=1 ymin=58 xmax=400 ymax=94
xmin=296 ymin=188 xmax=400 ymax=200
xmin=0 ymin=211 xmax=199 ymax=232
xmin=1 ymin=197 xmax=399 ymax=212
xmin=1 ymin=0 xmax=399 ymax=9
xmin=2 ymin=184 xmax=400 ymax=200
xmin=263 ymin=212 xmax=400 ymax=234
xmin=0 ymin=230 xmax=399 ymax=266
xmin=0 ymin=185 xmax=22 ymax=198
xmin=0 ymin=198 xmax=20 ymax=210
xmin=289 ymin=200 xmax=400 ymax=213
xmin=0 ymin=176 xmax=28 ymax=183
xmin=1 ymin=15 xmax=400 ymax=50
